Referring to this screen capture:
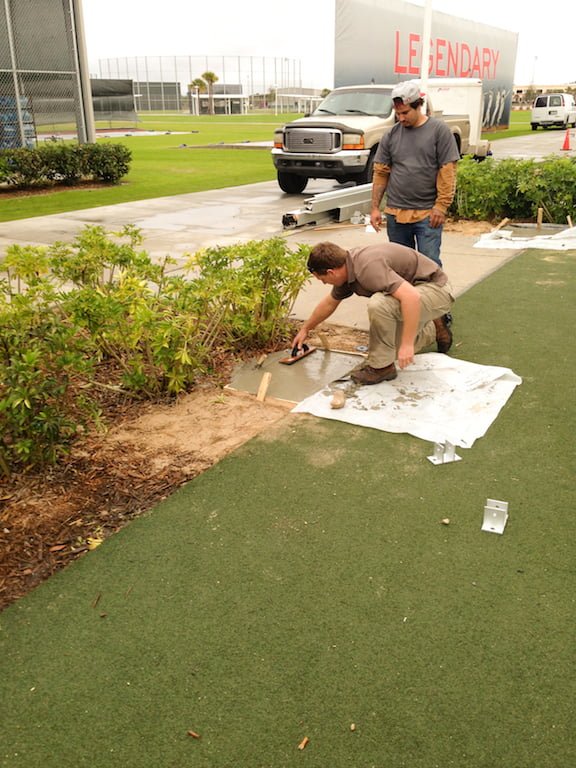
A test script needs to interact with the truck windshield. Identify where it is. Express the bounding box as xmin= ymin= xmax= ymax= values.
xmin=313 ymin=89 xmax=393 ymax=118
